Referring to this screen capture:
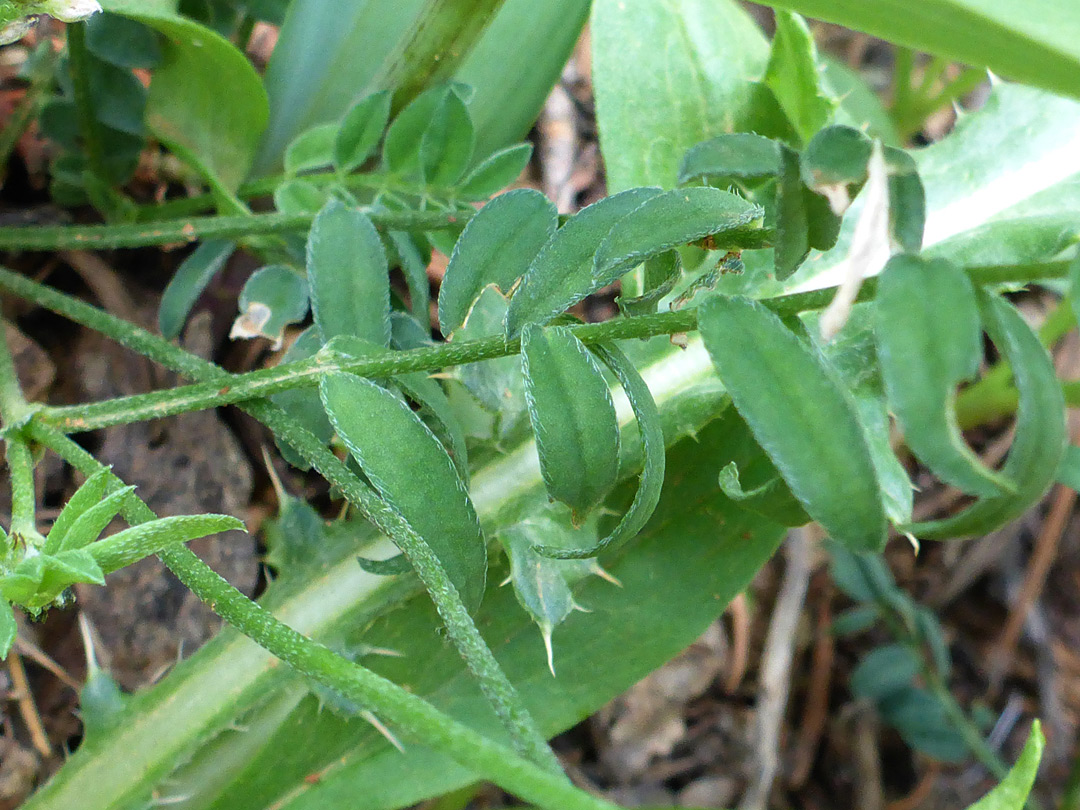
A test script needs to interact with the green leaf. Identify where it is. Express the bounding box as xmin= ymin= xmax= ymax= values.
xmin=907 ymin=293 xmax=1067 ymax=540
xmin=593 ymin=0 xmax=770 ymax=195
xmin=382 ymin=85 xmax=450 ymax=177
xmin=80 ymin=664 xmax=127 ymax=743
xmin=456 ymin=287 xmax=526 ymax=436
xmin=717 ymin=461 xmax=810 ymax=527
xmin=307 ymin=201 xmax=391 ymax=346
xmin=334 ymin=91 xmax=392 ymax=175
xmin=884 ymin=147 xmax=926 ymax=253
xmin=800 ymin=125 xmax=871 ymax=208
xmin=284 ymin=123 xmax=337 ymax=176
xmin=850 ymin=644 xmax=919 ymax=701
xmin=876 ymin=255 xmax=1014 ymax=497
xmin=271 ymin=326 xmax=334 ymax=471
xmin=1070 ymin=252 xmax=1080 ymax=322
xmin=763 ymin=10 xmax=836 ymax=144
xmin=387 ymin=232 xmax=432 ymax=328
xmin=504 ymin=187 xmax=663 ymax=337
xmin=457 ymin=143 xmax=533 ymax=200
xmin=617 ymin=250 xmax=682 ymax=317
xmin=521 ymin=325 xmax=621 ymax=518
xmin=878 ymin=687 xmax=969 ymax=762
xmin=532 ymin=343 xmax=666 ymax=560
xmin=44 ymin=468 xmax=111 ymax=553
xmin=86 ymin=59 xmax=147 ymax=136
xmin=231 ymin=265 xmax=310 ymax=348
xmin=700 ymin=295 xmax=887 ymax=551
xmin=677 ymin=133 xmax=781 ymax=186
xmin=0 ymin=600 xmax=15 ymax=659
xmin=438 ymin=189 xmax=557 ymax=335
xmin=0 ymin=550 xmax=106 ymax=609
xmin=86 ymin=12 xmax=162 ymax=69
xmin=831 ymin=605 xmax=879 ymax=636
xmin=968 ymin=722 xmax=1044 ymax=810
xmin=420 ymin=88 xmax=475 ymax=186
xmin=915 ymin=606 xmax=952 ymax=679
xmin=755 ymin=0 xmax=1080 ymax=102
xmin=827 ymin=541 xmax=896 ymax=604
xmin=273 ymin=179 xmax=329 ymax=215
xmin=45 ymin=485 xmax=136 ymax=554
xmin=90 ymin=515 xmax=245 ymax=575
xmin=320 ymin=372 xmax=487 ymax=613
xmin=592 ymin=187 xmax=765 ymax=281
xmin=263 ymin=491 xmax=331 ymax=575
xmin=123 ymin=11 xmax=269 ymax=192
xmin=158 ymin=239 xmax=235 ymax=340
xmin=1057 ymin=444 xmax=1080 ymax=493
xmin=775 ymin=143 xmax=812 ymax=279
